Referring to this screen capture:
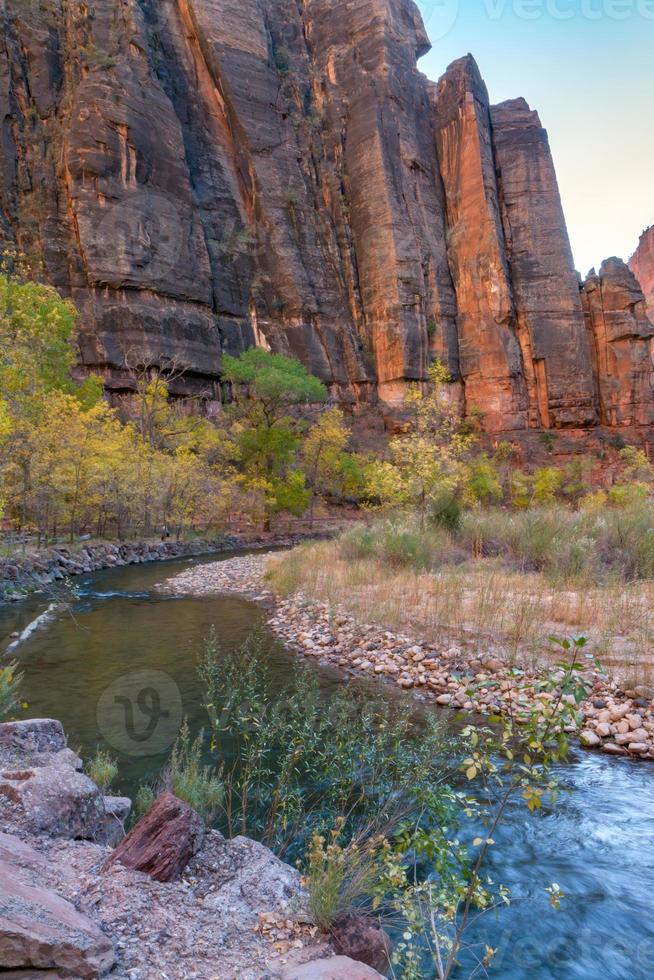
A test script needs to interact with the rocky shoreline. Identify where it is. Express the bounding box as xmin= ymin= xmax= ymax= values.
xmin=0 ymin=530 xmax=334 ymax=603
xmin=159 ymin=554 xmax=654 ymax=763
xmin=0 ymin=718 xmax=384 ymax=979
